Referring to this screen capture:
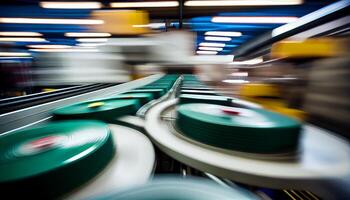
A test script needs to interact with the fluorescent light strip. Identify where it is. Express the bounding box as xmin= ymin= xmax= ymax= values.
xmin=205 ymin=36 xmax=231 ymax=41
xmin=205 ymin=31 xmax=242 ymax=37
xmin=196 ymin=50 xmax=218 ymax=55
xmin=185 ymin=0 xmax=302 ymax=6
xmin=0 ymin=37 xmax=47 ymax=42
xmin=29 ymin=48 xmax=99 ymax=53
xmin=199 ymin=42 xmax=225 ymax=47
xmin=198 ymin=47 xmax=223 ymax=51
xmin=76 ymin=38 xmax=108 ymax=43
xmin=212 ymin=16 xmax=298 ymax=24
xmin=40 ymin=1 xmax=102 ymax=9
xmin=110 ymin=1 xmax=179 ymax=8
xmin=222 ymin=79 xmax=249 ymax=84
xmin=0 ymin=52 xmax=31 ymax=57
xmin=65 ymin=32 xmax=111 ymax=37
xmin=0 ymin=18 xmax=104 ymax=25
xmin=0 ymin=57 xmax=32 ymax=59
xmin=0 ymin=32 xmax=42 ymax=36
xmin=27 ymin=45 xmax=72 ymax=49
xmin=231 ymin=72 xmax=248 ymax=76
xmin=132 ymin=23 xmax=166 ymax=29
